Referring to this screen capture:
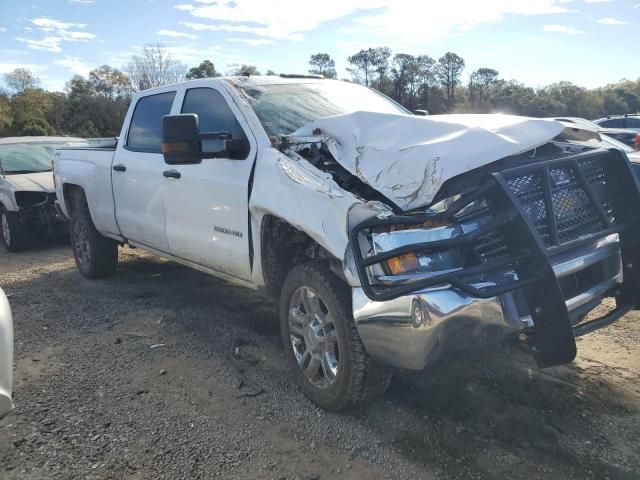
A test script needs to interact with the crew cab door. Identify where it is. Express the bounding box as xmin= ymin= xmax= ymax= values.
xmin=112 ymin=90 xmax=177 ymax=252
xmin=162 ymin=86 xmax=256 ymax=281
